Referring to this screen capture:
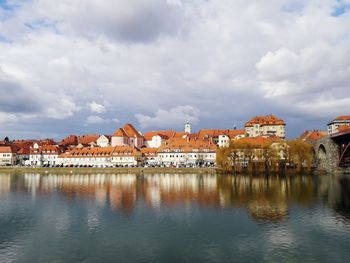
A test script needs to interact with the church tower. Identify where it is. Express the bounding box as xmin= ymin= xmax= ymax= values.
xmin=185 ymin=121 xmax=191 ymax=133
